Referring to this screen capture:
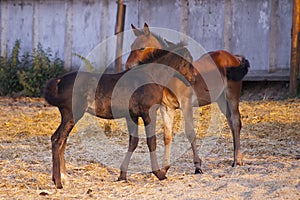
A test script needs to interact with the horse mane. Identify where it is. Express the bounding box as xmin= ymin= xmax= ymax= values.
xmin=139 ymin=42 xmax=190 ymax=65
xmin=151 ymin=33 xmax=168 ymax=48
